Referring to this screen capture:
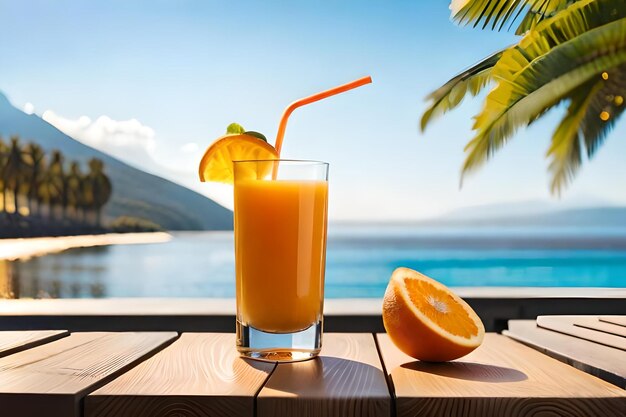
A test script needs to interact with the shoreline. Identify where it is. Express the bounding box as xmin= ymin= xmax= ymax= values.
xmin=0 ymin=232 xmax=172 ymax=261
